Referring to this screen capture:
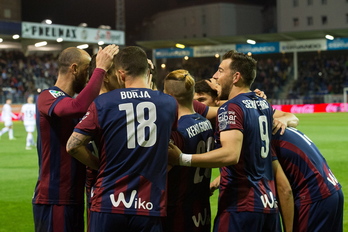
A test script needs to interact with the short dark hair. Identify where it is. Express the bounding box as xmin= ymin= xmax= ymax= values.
xmin=114 ymin=46 xmax=148 ymax=77
xmin=89 ymin=54 xmax=116 ymax=79
xmin=194 ymin=80 xmax=218 ymax=99
xmin=222 ymin=50 xmax=257 ymax=87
